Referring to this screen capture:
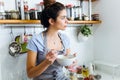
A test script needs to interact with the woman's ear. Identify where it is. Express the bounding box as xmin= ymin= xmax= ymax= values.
xmin=49 ymin=18 xmax=55 ymax=25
